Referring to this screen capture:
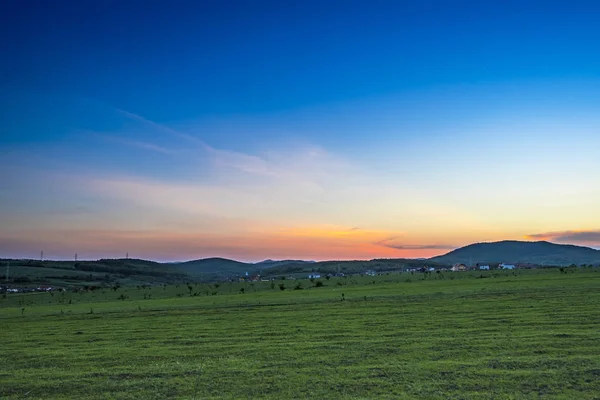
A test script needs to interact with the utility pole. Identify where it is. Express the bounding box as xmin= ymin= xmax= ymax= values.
xmin=41 ymin=250 xmax=44 ymax=261
xmin=75 ymin=253 xmax=78 ymax=262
